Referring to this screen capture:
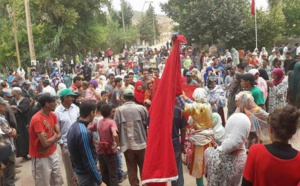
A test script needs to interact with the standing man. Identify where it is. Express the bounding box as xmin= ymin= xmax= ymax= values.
xmin=0 ymin=97 xmax=17 ymax=186
xmin=70 ymin=76 xmax=82 ymax=93
xmin=107 ymin=48 xmax=113 ymax=62
xmin=114 ymin=89 xmax=148 ymax=186
xmin=121 ymin=76 xmax=134 ymax=94
xmin=83 ymin=62 xmax=92 ymax=82
xmin=110 ymin=78 xmax=123 ymax=108
xmin=29 ymin=93 xmax=63 ymax=185
xmin=55 ymin=88 xmax=79 ymax=186
xmin=21 ymin=80 xmax=35 ymax=100
xmin=186 ymin=72 xmax=198 ymax=85
xmin=105 ymin=73 xmax=115 ymax=102
xmin=42 ymin=80 xmax=56 ymax=96
xmin=67 ymin=100 xmax=105 ymax=186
